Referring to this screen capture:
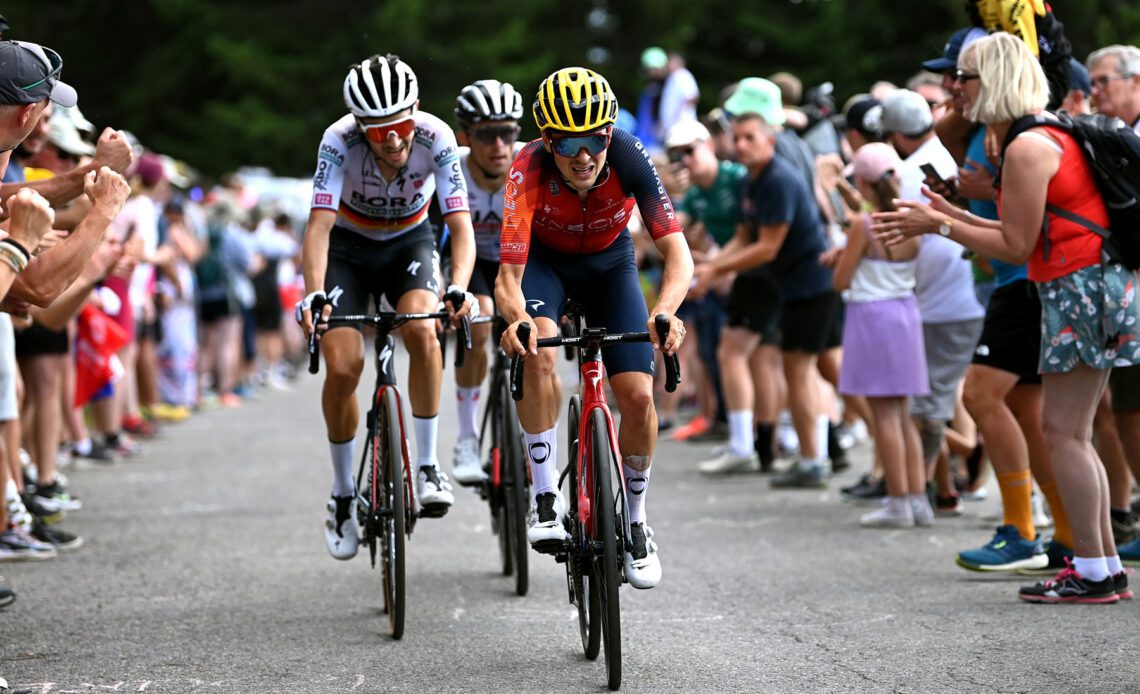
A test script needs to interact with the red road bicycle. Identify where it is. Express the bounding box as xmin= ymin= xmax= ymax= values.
xmin=511 ymin=313 xmax=679 ymax=691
